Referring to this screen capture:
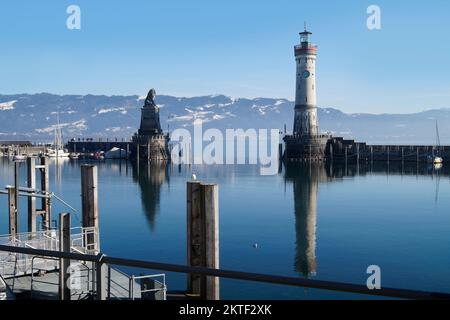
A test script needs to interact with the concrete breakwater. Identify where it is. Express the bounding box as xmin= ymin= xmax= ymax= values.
xmin=67 ymin=140 xmax=131 ymax=155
